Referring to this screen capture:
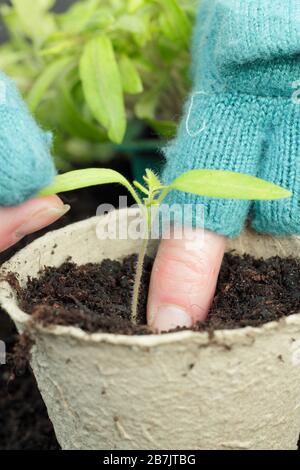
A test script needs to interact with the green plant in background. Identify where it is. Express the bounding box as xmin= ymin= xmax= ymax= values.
xmin=40 ymin=168 xmax=292 ymax=324
xmin=0 ymin=0 xmax=198 ymax=169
